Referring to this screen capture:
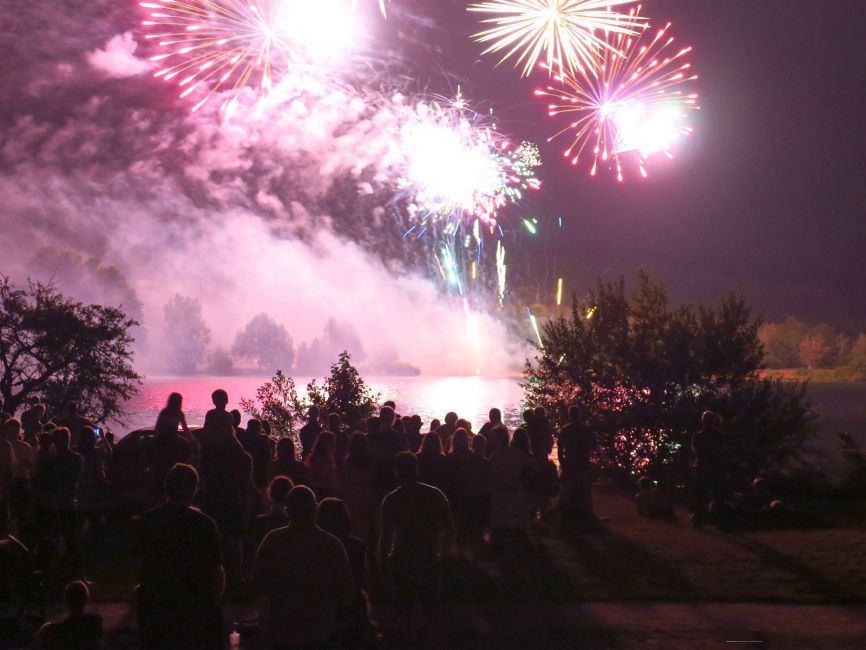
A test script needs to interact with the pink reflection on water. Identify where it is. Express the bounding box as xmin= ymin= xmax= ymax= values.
xmin=111 ymin=375 xmax=525 ymax=435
